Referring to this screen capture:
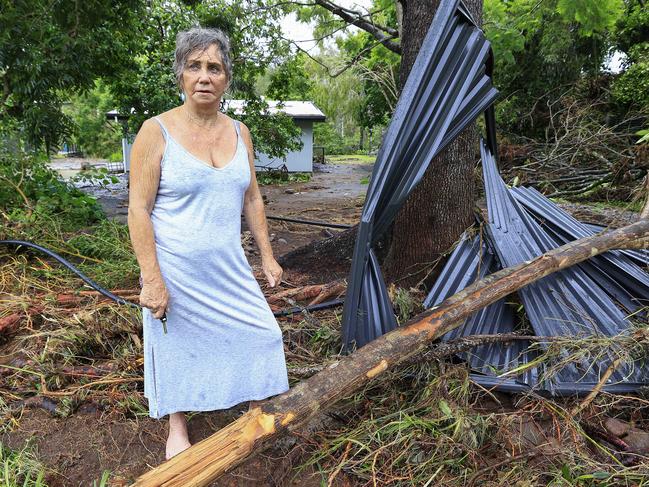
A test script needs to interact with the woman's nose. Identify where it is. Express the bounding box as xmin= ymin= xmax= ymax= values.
xmin=197 ymin=69 xmax=212 ymax=81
